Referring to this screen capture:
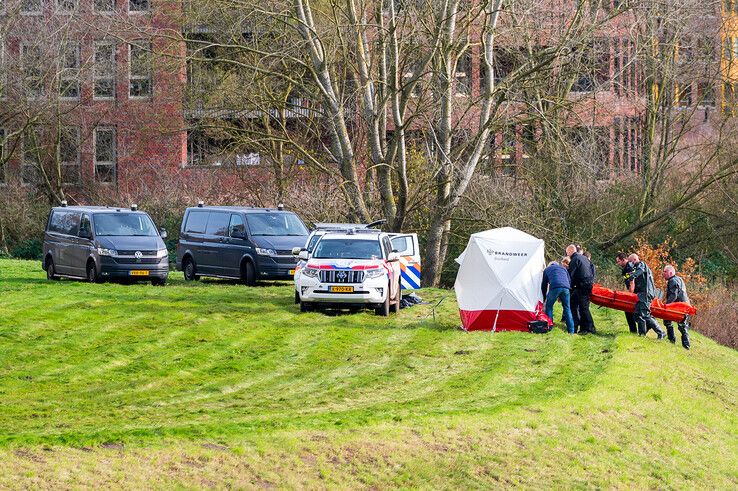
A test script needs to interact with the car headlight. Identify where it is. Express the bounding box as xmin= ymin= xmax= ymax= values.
xmin=156 ymin=249 xmax=168 ymax=258
xmin=256 ymin=247 xmax=277 ymax=256
xmin=365 ymin=268 xmax=386 ymax=279
xmin=302 ymin=267 xmax=319 ymax=278
xmin=97 ymin=247 xmax=117 ymax=257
